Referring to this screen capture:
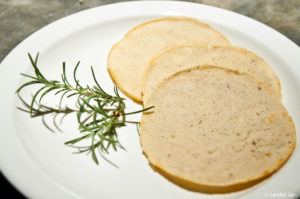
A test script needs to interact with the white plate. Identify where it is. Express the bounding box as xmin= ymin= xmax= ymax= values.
xmin=0 ymin=1 xmax=300 ymax=199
